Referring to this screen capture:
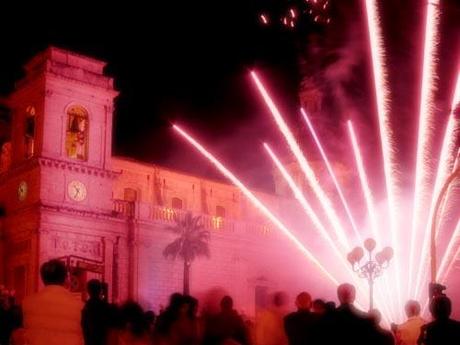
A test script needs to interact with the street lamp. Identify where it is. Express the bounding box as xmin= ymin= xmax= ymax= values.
xmin=347 ymin=238 xmax=393 ymax=310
